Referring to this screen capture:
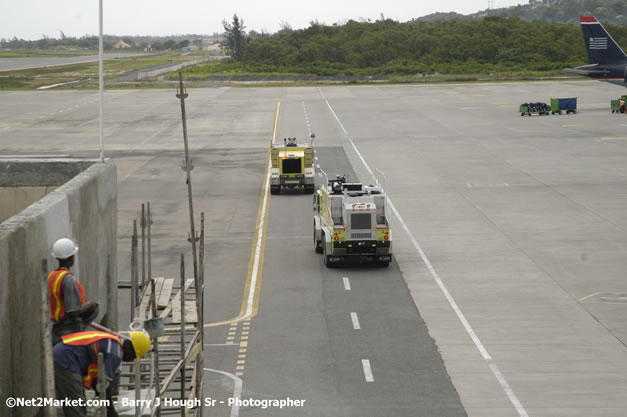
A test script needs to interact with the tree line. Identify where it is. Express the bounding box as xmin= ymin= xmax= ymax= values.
xmin=0 ymin=34 xmax=221 ymax=51
xmin=217 ymin=15 xmax=627 ymax=76
xmin=414 ymin=0 xmax=627 ymax=25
